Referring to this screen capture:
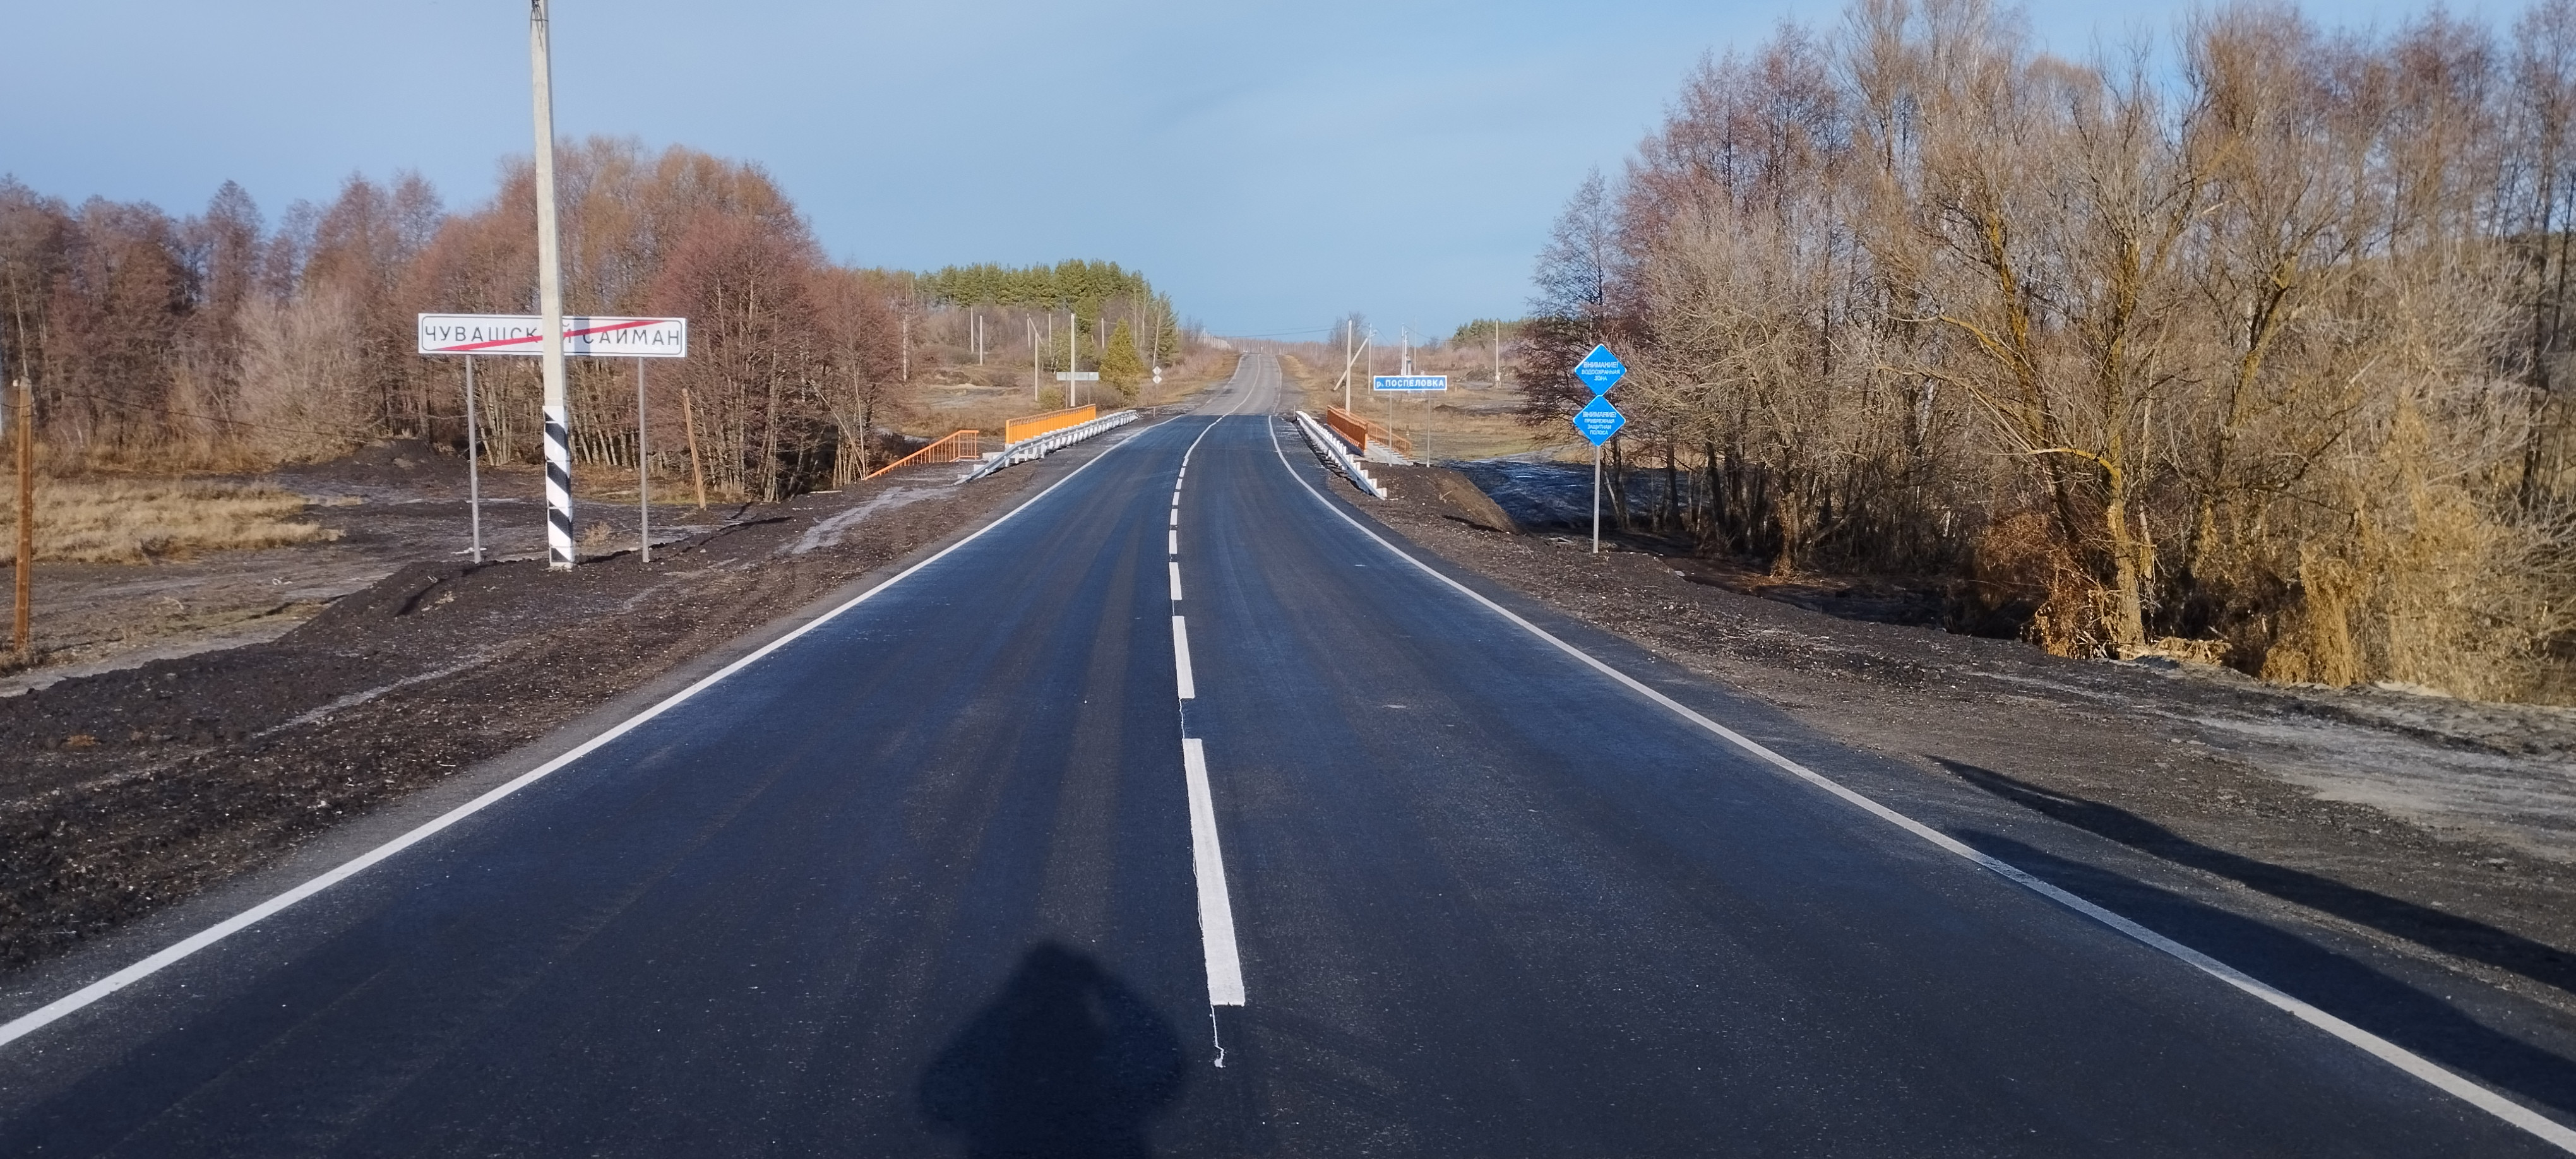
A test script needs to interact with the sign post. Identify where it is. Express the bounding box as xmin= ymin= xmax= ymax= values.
xmin=1570 ymin=344 xmax=1628 ymax=554
xmin=636 ymin=360 xmax=650 ymax=562
xmin=463 ymin=357 xmax=481 ymax=562
xmin=420 ymin=314 xmax=686 ymax=565
xmin=1374 ymin=374 xmax=1447 ymax=455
